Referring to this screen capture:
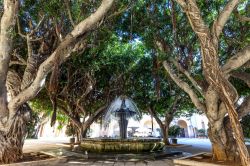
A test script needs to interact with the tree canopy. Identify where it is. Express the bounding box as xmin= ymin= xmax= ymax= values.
xmin=0 ymin=0 xmax=249 ymax=165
